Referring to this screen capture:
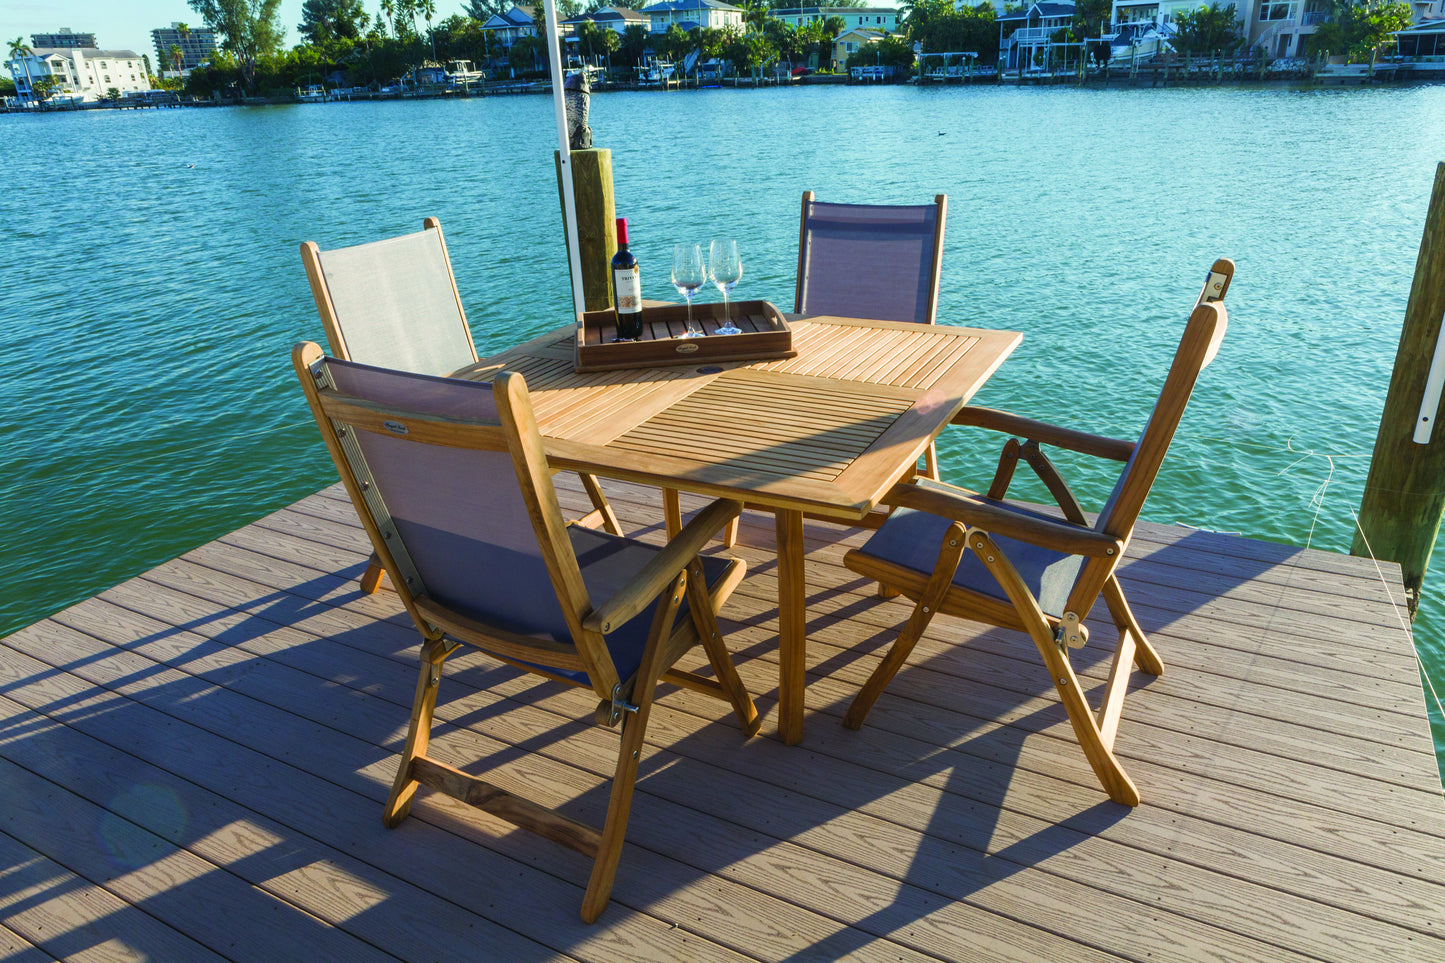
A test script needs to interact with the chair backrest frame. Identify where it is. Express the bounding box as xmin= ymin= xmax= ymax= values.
xmin=1066 ymin=300 xmax=1228 ymax=612
xmin=292 ymin=342 xmax=620 ymax=698
xmin=794 ymin=190 xmax=948 ymax=325
xmin=301 ymin=216 xmax=480 ymax=376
